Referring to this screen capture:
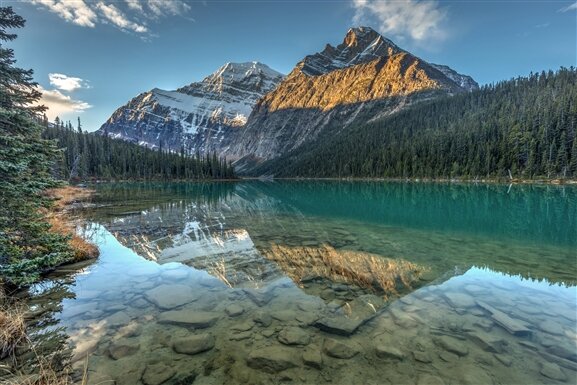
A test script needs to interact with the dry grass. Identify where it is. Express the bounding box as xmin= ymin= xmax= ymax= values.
xmin=0 ymin=288 xmax=86 ymax=385
xmin=0 ymin=290 xmax=26 ymax=361
xmin=44 ymin=187 xmax=99 ymax=263
xmin=263 ymin=244 xmax=427 ymax=297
